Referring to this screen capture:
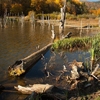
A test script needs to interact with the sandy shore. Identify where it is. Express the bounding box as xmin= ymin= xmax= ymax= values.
xmin=37 ymin=18 xmax=100 ymax=29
